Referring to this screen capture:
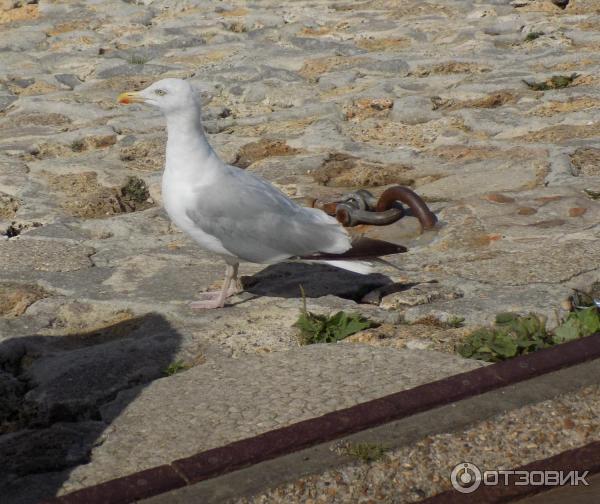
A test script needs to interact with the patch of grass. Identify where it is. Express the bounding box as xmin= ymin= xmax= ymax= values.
xmin=294 ymin=286 xmax=377 ymax=344
xmin=164 ymin=360 xmax=189 ymax=376
xmin=525 ymin=31 xmax=544 ymax=42
xmin=128 ymin=54 xmax=149 ymax=65
xmin=344 ymin=442 xmax=387 ymax=463
xmin=70 ymin=139 xmax=85 ymax=152
xmin=121 ymin=176 xmax=149 ymax=203
xmin=458 ymin=308 xmax=600 ymax=362
xmin=522 ymin=73 xmax=579 ymax=91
